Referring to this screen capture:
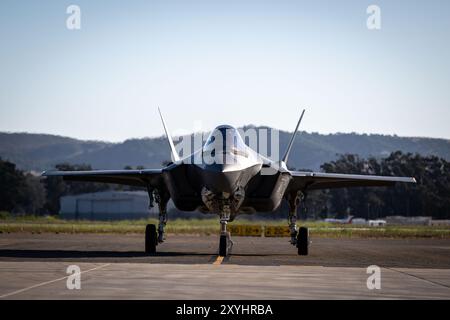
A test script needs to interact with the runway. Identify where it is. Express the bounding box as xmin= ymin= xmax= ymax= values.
xmin=0 ymin=233 xmax=449 ymax=299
